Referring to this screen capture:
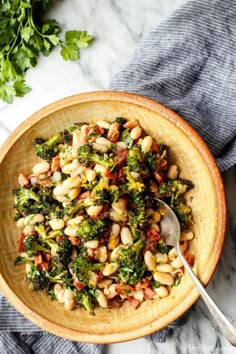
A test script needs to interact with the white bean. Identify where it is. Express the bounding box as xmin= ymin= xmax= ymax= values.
xmin=154 ymin=286 xmax=169 ymax=298
xmin=62 ymin=176 xmax=81 ymax=189
xmin=108 ymin=235 xmax=120 ymax=250
xmin=57 ymin=289 xmax=65 ymax=303
xmin=120 ymin=226 xmax=133 ymax=246
xmin=86 ymin=204 xmax=103 ymax=217
xmin=130 ymin=171 xmax=140 ymax=180
xmin=106 ymin=284 xmax=118 ymax=299
xmin=133 ymin=290 xmax=144 ymax=302
xmin=98 ymin=279 xmax=113 ymax=289
xmin=85 ymin=168 xmax=97 ymax=182
xmin=116 ymin=141 xmax=127 ymax=150
xmin=64 ymin=288 xmax=75 ymax=311
xmin=67 ymin=216 xmax=84 ymax=225
xmin=62 ymin=159 xmax=80 ymax=174
xmin=16 ymin=217 xmax=25 ymax=228
xmin=23 ymin=225 xmax=34 ymax=235
xmin=167 ymin=165 xmax=179 ymax=179
xmin=32 ymin=161 xmax=50 ymax=175
xmin=156 ymin=264 xmax=174 ymax=273
xmin=155 ymin=253 xmax=168 ymax=264
xmin=171 ymin=256 xmax=183 ymax=268
xmin=180 ymin=230 xmax=194 ymax=241
xmin=49 ymin=218 xmax=65 ymax=230
xmin=68 ymin=187 xmax=81 ymax=200
xmin=141 ymin=136 xmax=153 ymax=153
xmin=96 ymin=137 xmax=112 ymax=148
xmin=130 ymin=125 xmax=142 ymax=140
xmin=97 ymin=120 xmax=111 ymax=129
xmin=109 ymin=210 xmax=128 ymax=223
xmin=110 ymin=223 xmax=121 ymax=238
xmin=168 ymin=248 xmax=178 ymax=260
xmin=112 ymin=198 xmax=127 ymax=215
xmin=110 ymin=245 xmax=124 ymax=261
xmin=92 ymin=143 xmax=109 ymax=153
xmin=123 ymin=119 xmax=138 ymax=129
xmin=64 ymin=225 xmax=78 ymax=237
xmin=84 ymin=240 xmax=99 ymax=249
xmin=153 ymin=272 xmax=174 ymax=286
xmin=144 ymin=250 xmax=156 ymax=271
xmin=53 ymin=185 xmax=70 ymax=196
xmin=102 ymin=262 xmax=120 ymax=276
xmin=24 ymin=214 xmax=44 ymax=226
xmin=96 ymin=289 xmax=108 ymax=308
xmin=98 ymin=246 xmax=108 ymax=263
xmin=72 ymin=131 xmax=88 ymax=157
xmin=94 ymin=163 xmax=107 ymax=176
